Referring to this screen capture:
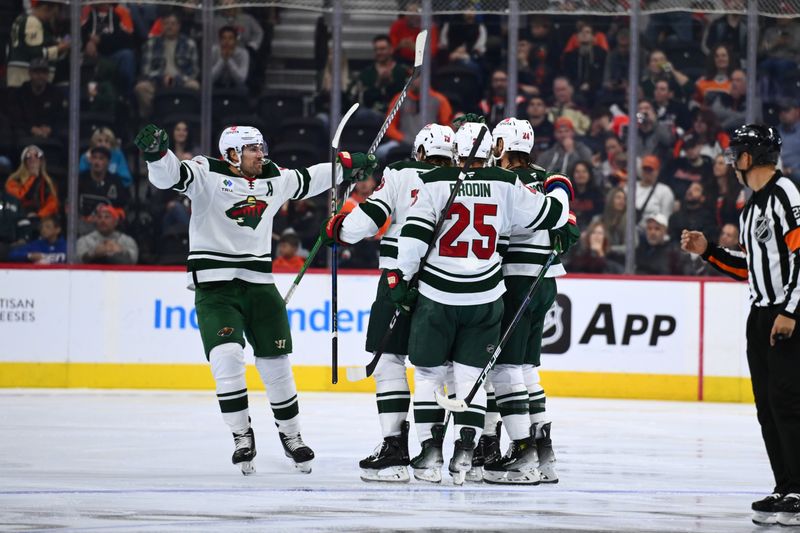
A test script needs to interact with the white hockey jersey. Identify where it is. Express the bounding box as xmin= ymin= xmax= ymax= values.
xmin=339 ymin=160 xmax=433 ymax=270
xmin=147 ymin=150 xmax=337 ymax=288
xmin=397 ymin=166 xmax=569 ymax=306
